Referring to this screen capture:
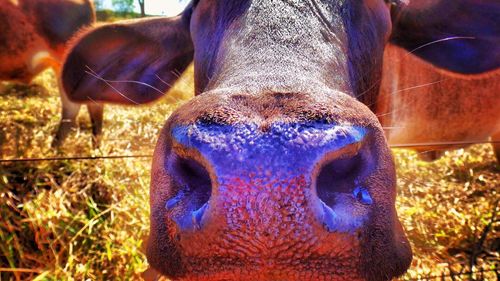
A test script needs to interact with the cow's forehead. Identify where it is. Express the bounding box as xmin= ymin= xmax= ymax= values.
xmin=187 ymin=0 xmax=408 ymax=19
xmin=189 ymin=0 xmax=345 ymax=12
xmin=186 ymin=0 xmax=393 ymax=100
